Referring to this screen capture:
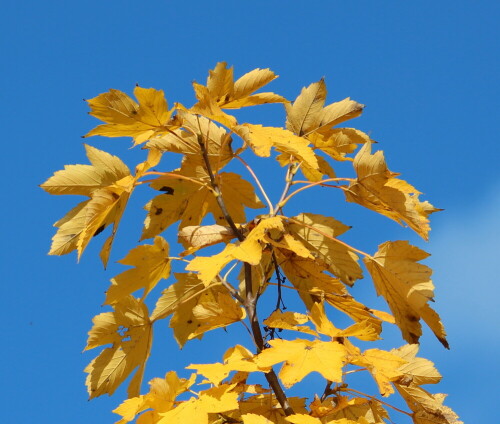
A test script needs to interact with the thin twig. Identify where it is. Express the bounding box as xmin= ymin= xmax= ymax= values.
xmin=234 ymin=154 xmax=274 ymax=213
xmin=281 ymin=178 xmax=349 ymax=207
xmin=342 ymin=387 xmax=412 ymax=416
xmin=286 ymin=217 xmax=370 ymax=258
xmin=273 ymin=162 xmax=300 ymax=215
